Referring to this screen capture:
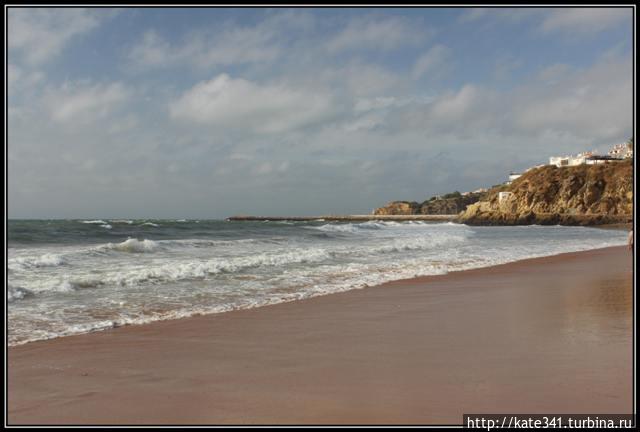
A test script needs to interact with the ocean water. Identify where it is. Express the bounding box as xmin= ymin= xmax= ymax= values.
xmin=7 ymin=219 xmax=628 ymax=346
